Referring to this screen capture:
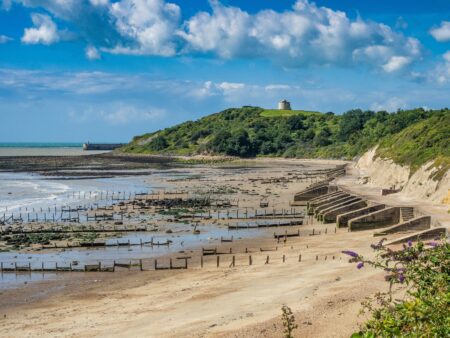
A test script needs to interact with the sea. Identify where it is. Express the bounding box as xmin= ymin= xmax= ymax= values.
xmin=0 ymin=142 xmax=109 ymax=157
xmin=0 ymin=142 xmax=122 ymax=215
